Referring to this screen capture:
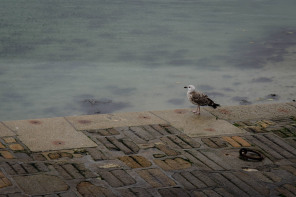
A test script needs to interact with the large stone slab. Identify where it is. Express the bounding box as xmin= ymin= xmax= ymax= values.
xmin=151 ymin=109 xmax=245 ymax=137
xmin=0 ymin=122 xmax=15 ymax=137
xmin=3 ymin=117 xmax=97 ymax=152
xmin=205 ymin=103 xmax=296 ymax=122
xmin=14 ymin=174 xmax=69 ymax=195
xmin=66 ymin=111 xmax=167 ymax=130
